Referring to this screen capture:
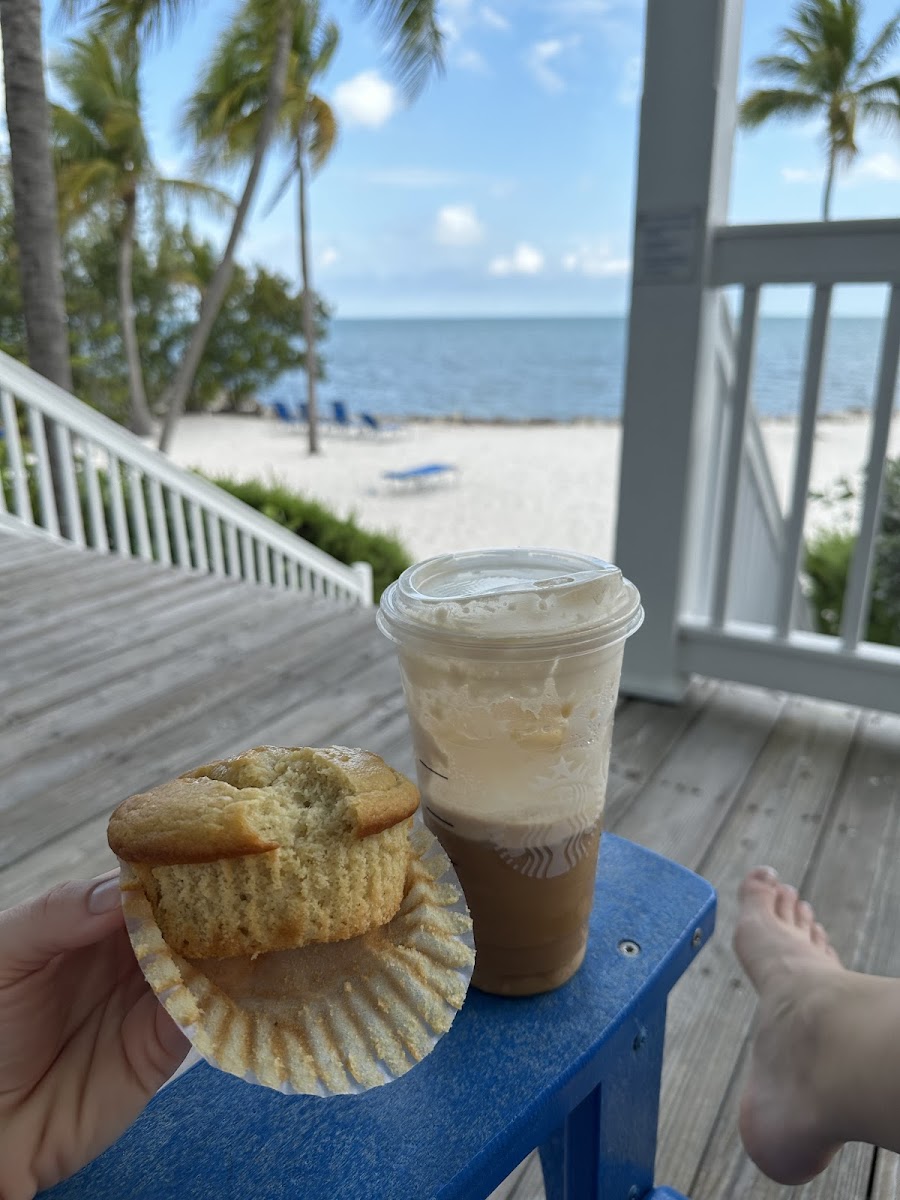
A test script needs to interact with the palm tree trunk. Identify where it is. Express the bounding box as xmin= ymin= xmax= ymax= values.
xmin=821 ymin=148 xmax=837 ymax=220
xmin=118 ymin=193 xmax=155 ymax=436
xmin=157 ymin=1 xmax=293 ymax=453
xmin=0 ymin=0 xmax=76 ymax=536
xmin=297 ymin=137 xmax=320 ymax=456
